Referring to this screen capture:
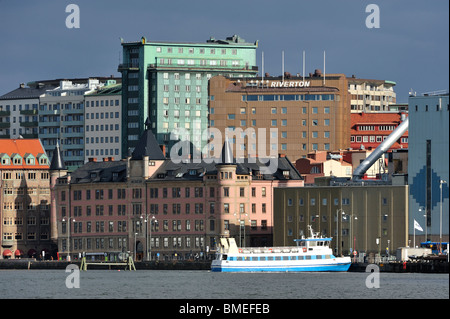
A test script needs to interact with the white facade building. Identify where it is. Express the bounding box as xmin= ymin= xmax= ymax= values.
xmin=84 ymin=82 xmax=122 ymax=162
